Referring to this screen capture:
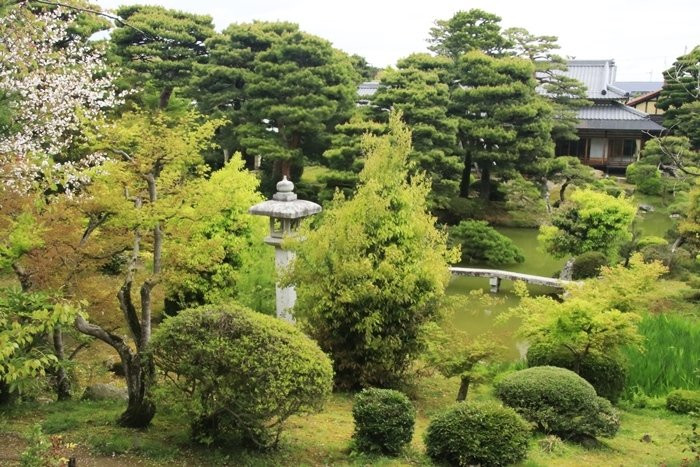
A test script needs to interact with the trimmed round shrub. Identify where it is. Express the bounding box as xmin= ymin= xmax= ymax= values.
xmin=572 ymin=251 xmax=608 ymax=279
xmin=424 ymin=402 xmax=530 ymax=467
xmin=666 ymin=389 xmax=700 ymax=414
xmin=450 ymin=220 xmax=525 ymax=265
xmin=151 ymin=303 xmax=333 ymax=449
xmin=352 ymin=388 xmax=415 ymax=455
xmin=495 ymin=366 xmax=620 ymax=439
xmin=626 ymin=163 xmax=664 ymax=195
xmin=526 ymin=345 xmax=627 ymax=403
